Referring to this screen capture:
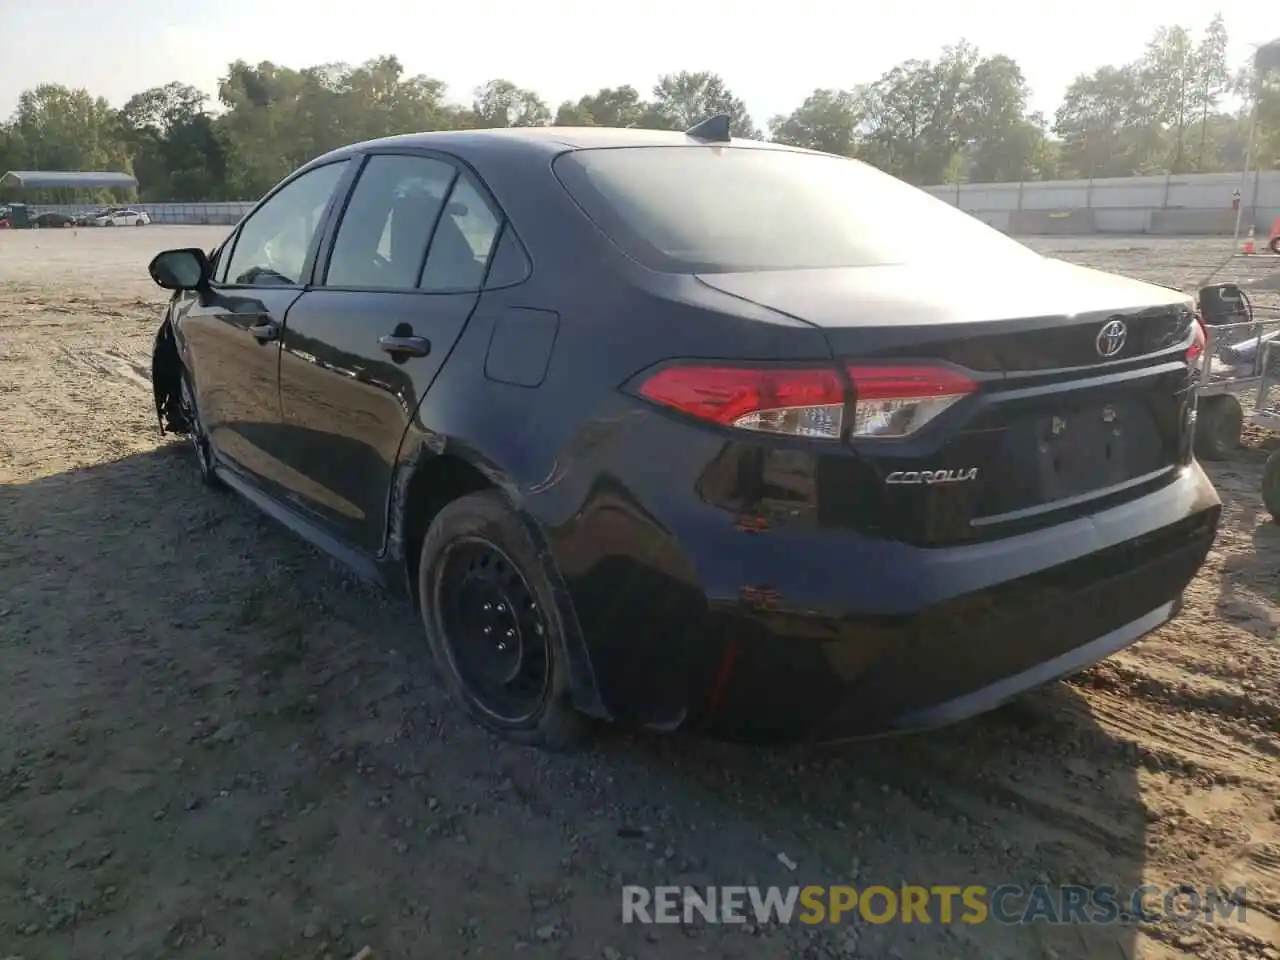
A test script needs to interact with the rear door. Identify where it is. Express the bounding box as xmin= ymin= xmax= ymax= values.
xmin=176 ymin=159 xmax=351 ymax=487
xmin=276 ymin=150 xmax=504 ymax=554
